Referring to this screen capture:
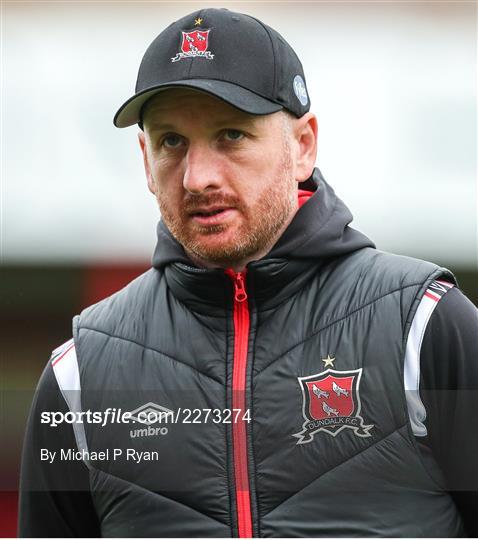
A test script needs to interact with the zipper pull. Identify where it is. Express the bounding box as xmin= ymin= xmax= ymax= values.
xmin=225 ymin=269 xmax=248 ymax=302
